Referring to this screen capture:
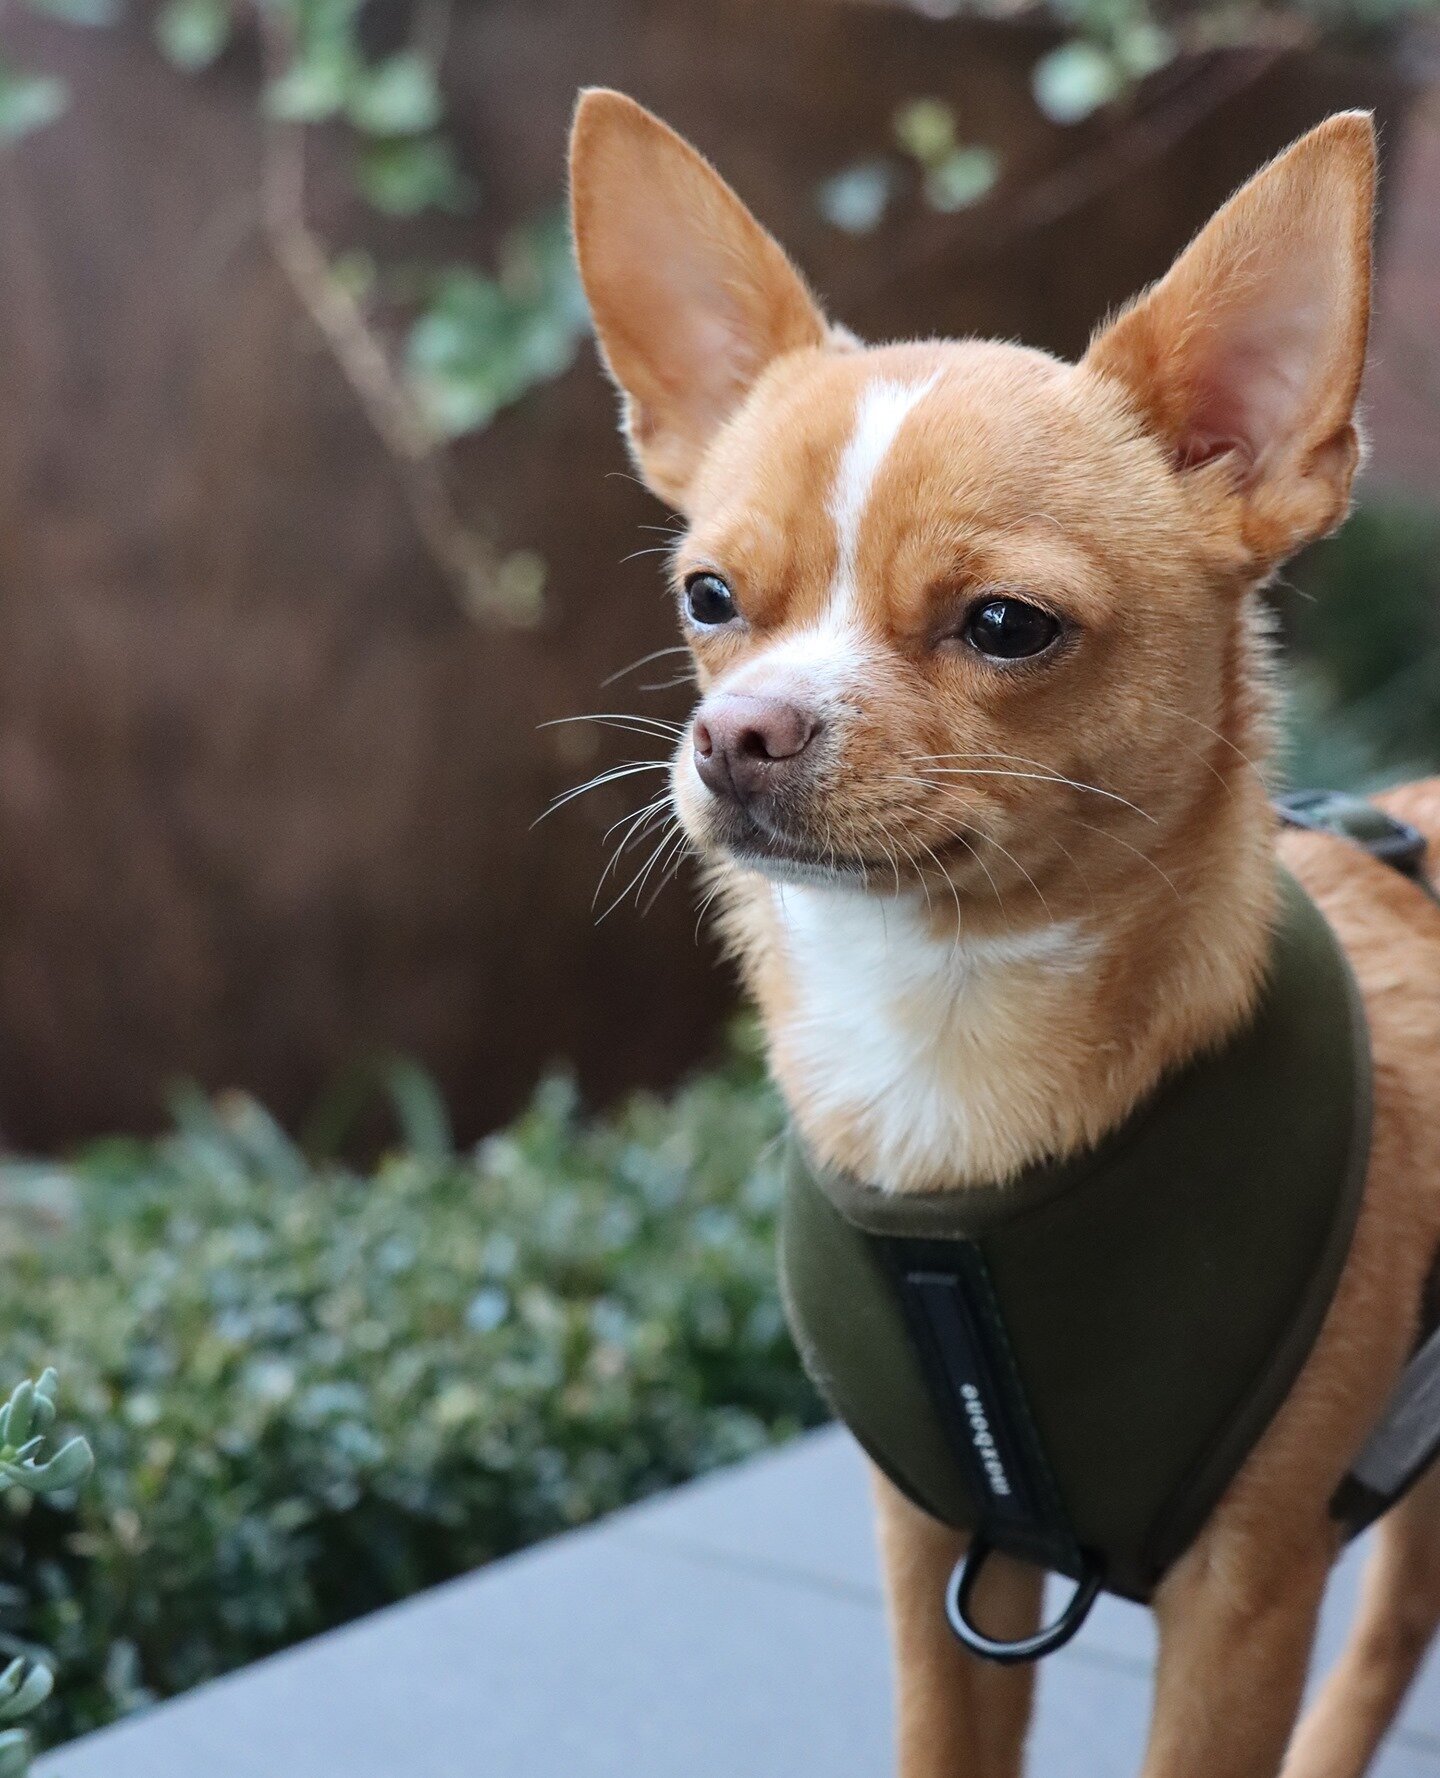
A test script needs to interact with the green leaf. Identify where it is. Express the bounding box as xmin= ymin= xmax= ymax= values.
xmin=1032 ymin=39 xmax=1125 ymax=124
xmin=381 ymin=1057 xmax=453 ymax=1161
xmin=0 ymin=1663 xmax=52 ymax=1725
xmin=345 ymin=51 xmax=442 ymax=138
xmin=155 ymin=0 xmax=234 ymax=71
xmin=264 ymin=41 xmax=358 ymax=123
xmin=21 ymin=1433 xmax=94 ymax=1493
xmin=405 ymin=223 xmax=588 ymax=440
xmin=2 ymin=1382 xmax=34 ymax=1450
xmin=485 ymin=549 xmax=547 ymax=630
xmin=816 ymin=161 xmax=895 ymax=234
xmin=893 ymin=97 xmax=956 ymax=167
xmin=923 ymin=146 xmax=998 ymax=212
xmin=0 ymin=65 xmax=67 ymax=144
xmin=354 ymin=134 xmax=471 ymax=216
xmin=1113 ymin=19 xmax=1176 ymax=76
